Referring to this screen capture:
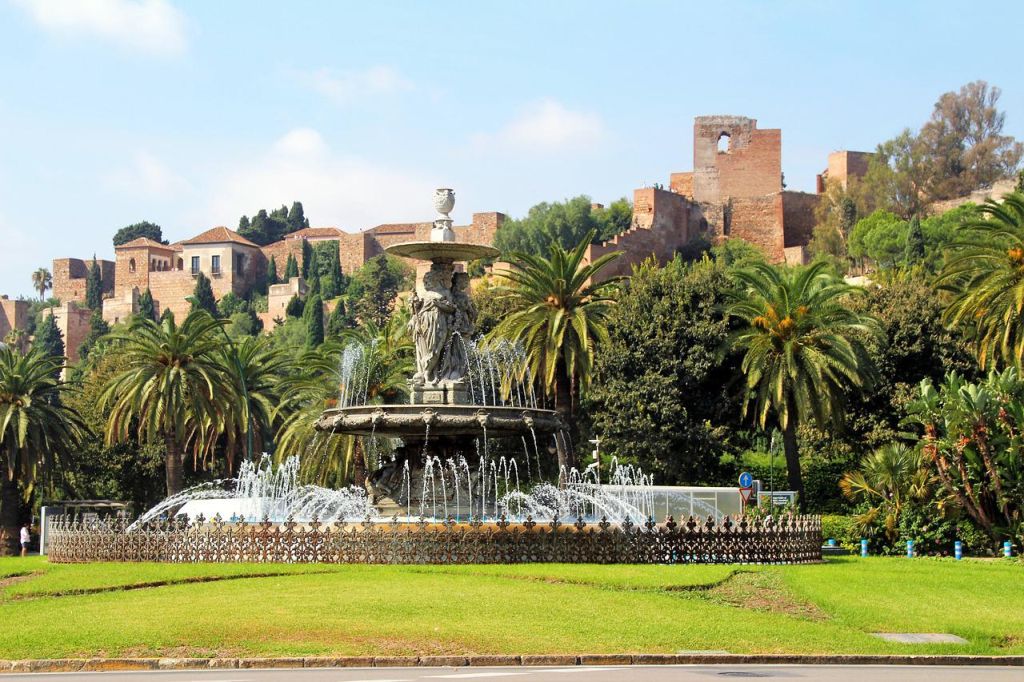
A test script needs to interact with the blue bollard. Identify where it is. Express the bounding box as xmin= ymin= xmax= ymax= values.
xmin=1004 ymin=541 xmax=1013 ymax=558
xmin=860 ymin=539 xmax=868 ymax=557
xmin=906 ymin=540 xmax=914 ymax=558
xmin=954 ymin=540 xmax=962 ymax=560
xmin=828 ymin=538 xmax=837 ymax=547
